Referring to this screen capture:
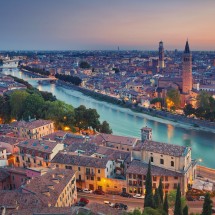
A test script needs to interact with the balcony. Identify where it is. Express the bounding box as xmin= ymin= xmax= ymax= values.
xmin=86 ymin=172 xmax=95 ymax=176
